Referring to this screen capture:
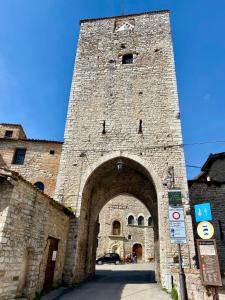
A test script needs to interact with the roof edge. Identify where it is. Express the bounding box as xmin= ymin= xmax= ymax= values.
xmin=0 ymin=137 xmax=63 ymax=144
xmin=80 ymin=10 xmax=170 ymax=24
xmin=0 ymin=167 xmax=74 ymax=217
